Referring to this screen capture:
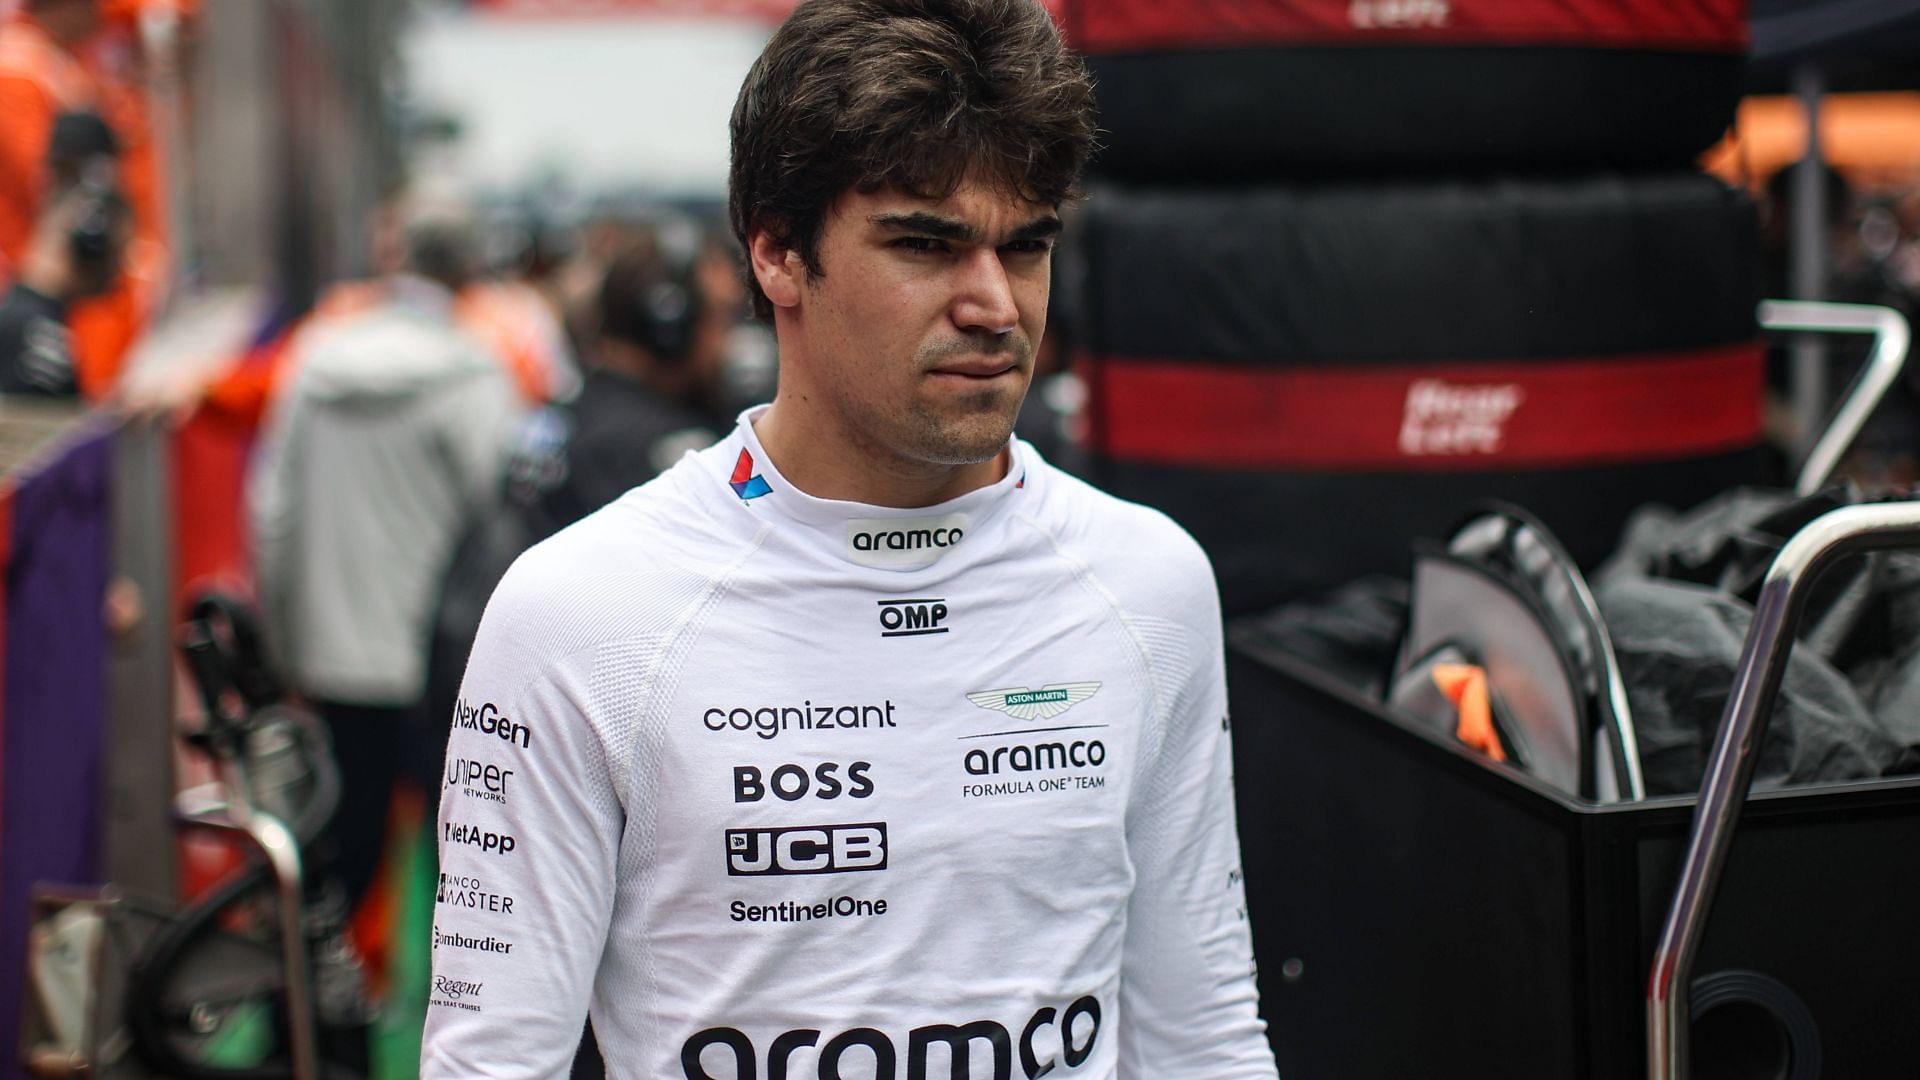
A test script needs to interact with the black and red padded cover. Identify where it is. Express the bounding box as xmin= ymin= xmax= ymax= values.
xmin=1068 ymin=173 xmax=1765 ymax=614
xmin=1060 ymin=0 xmax=1750 ymax=178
